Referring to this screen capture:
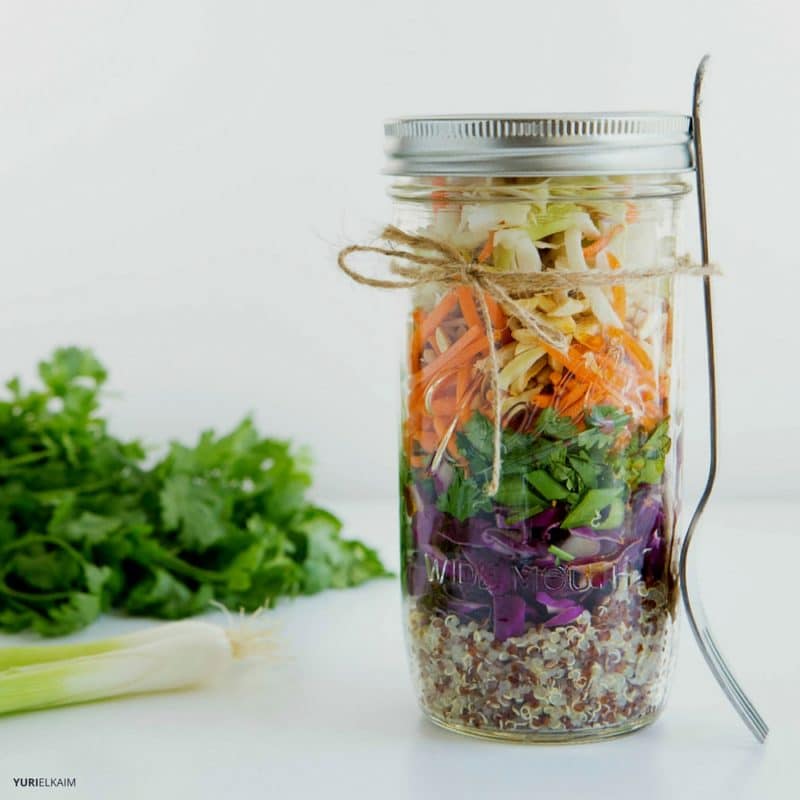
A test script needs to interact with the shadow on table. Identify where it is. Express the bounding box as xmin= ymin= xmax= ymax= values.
xmin=399 ymin=714 xmax=767 ymax=800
